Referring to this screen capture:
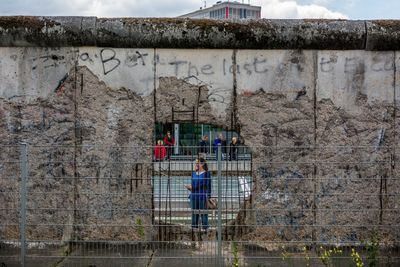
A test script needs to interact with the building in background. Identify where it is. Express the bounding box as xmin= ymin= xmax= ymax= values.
xmin=179 ymin=1 xmax=261 ymax=20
